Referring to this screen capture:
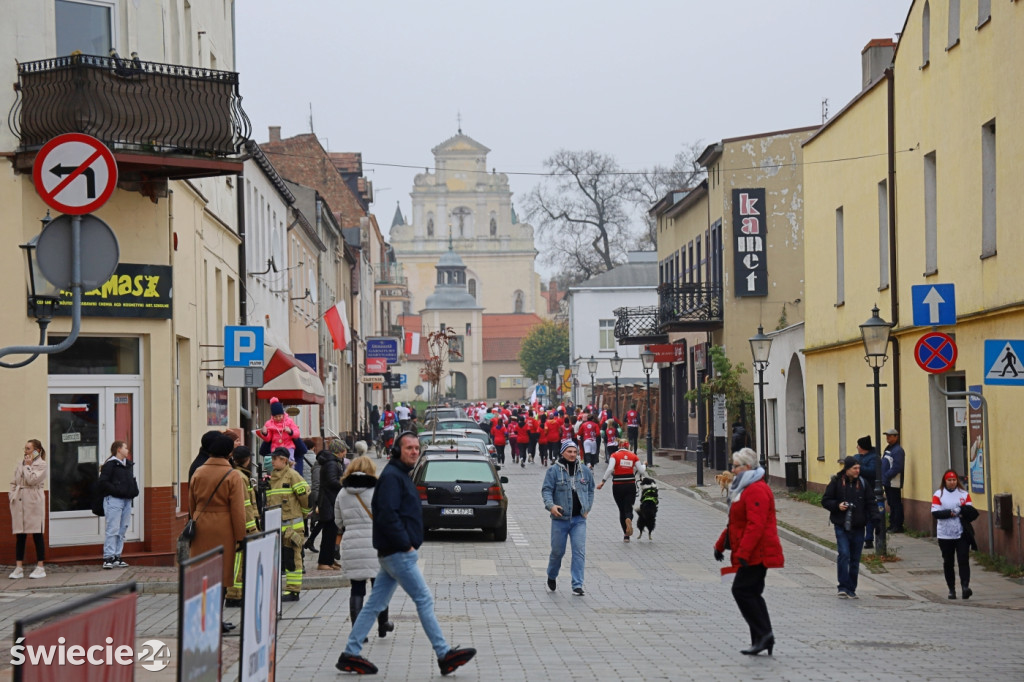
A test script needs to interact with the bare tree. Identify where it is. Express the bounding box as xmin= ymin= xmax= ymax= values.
xmin=628 ymin=140 xmax=708 ymax=248
xmin=526 ymin=150 xmax=634 ymax=282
